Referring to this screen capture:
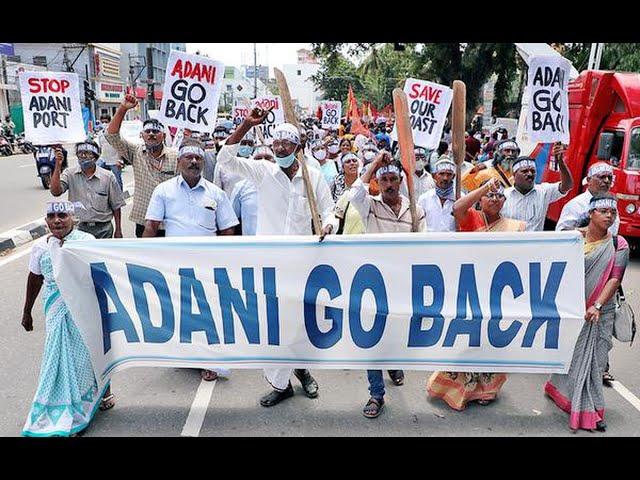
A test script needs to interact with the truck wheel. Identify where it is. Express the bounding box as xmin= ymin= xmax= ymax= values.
xmin=41 ymin=174 xmax=51 ymax=190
